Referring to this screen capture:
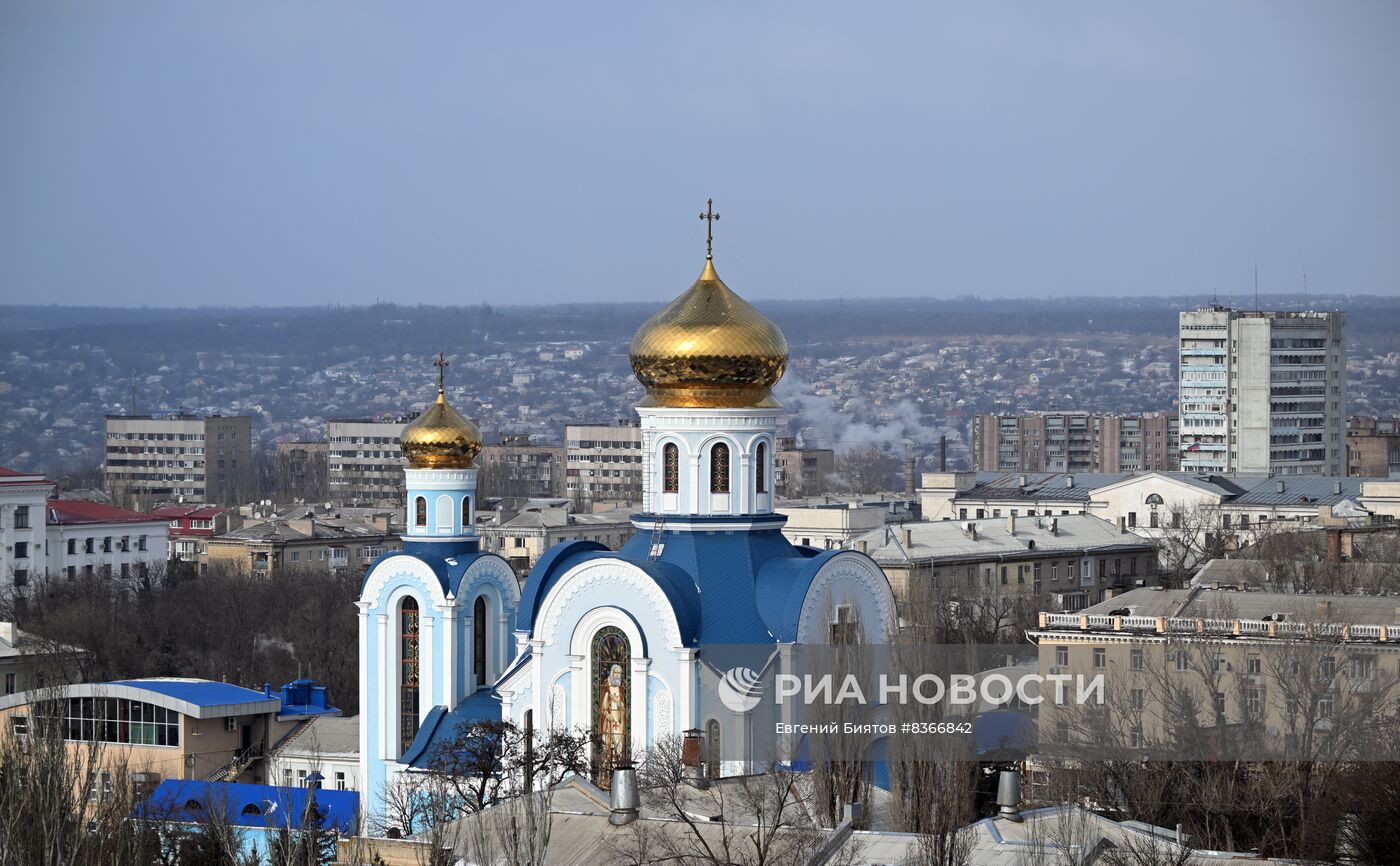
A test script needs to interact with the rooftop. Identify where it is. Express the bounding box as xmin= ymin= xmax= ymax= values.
xmin=46 ymin=499 xmax=161 ymax=526
xmin=1076 ymin=586 xmax=1400 ymax=626
xmin=854 ymin=514 xmax=1152 ymax=565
